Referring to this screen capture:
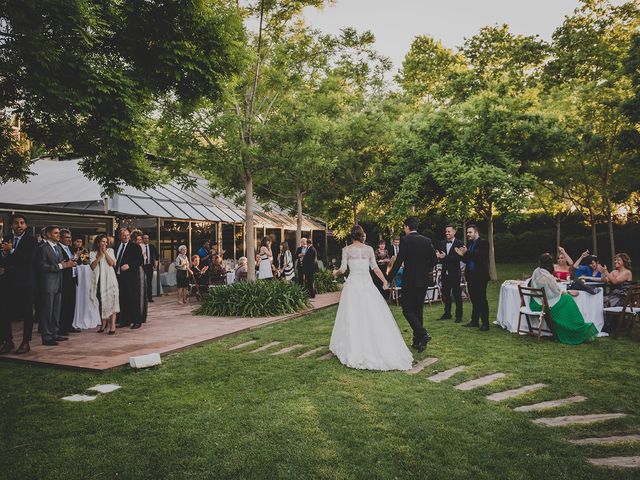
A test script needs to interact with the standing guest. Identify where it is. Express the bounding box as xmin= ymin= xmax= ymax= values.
xmin=175 ymin=245 xmax=190 ymax=304
xmin=235 ymin=257 xmax=248 ymax=282
xmin=529 ymin=253 xmax=598 ymax=345
xmin=258 ymin=237 xmax=274 ymax=280
xmin=436 ymin=225 xmax=464 ymax=323
xmin=59 ymin=229 xmax=80 ymax=335
xmin=132 ymin=231 xmax=148 ymax=323
xmin=293 ymin=238 xmax=308 ymax=287
xmin=141 ymin=234 xmax=158 ymax=303
xmin=302 ymin=239 xmax=318 ymax=298
xmin=390 ymin=237 xmax=401 ymax=258
xmin=600 ymin=253 xmax=633 ymax=308
xmin=0 ymin=237 xmax=11 ymax=351
xmin=372 ymin=240 xmax=391 ymax=297
xmin=90 ymin=234 xmax=120 ymax=334
xmin=553 ymin=247 xmax=574 ymax=281
xmin=115 ymin=228 xmax=145 ymax=328
xmin=573 ymin=251 xmax=603 ymax=280
xmin=455 ymin=225 xmax=491 ymax=332
xmin=36 ymin=226 xmax=76 ymax=346
xmin=387 ymin=217 xmax=438 ymax=351
xmin=197 ymin=240 xmax=211 ymax=265
xmin=73 ymin=237 xmax=87 ymax=255
xmin=278 ymin=241 xmax=295 ymax=281
xmin=0 ymin=214 xmax=38 ymax=354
